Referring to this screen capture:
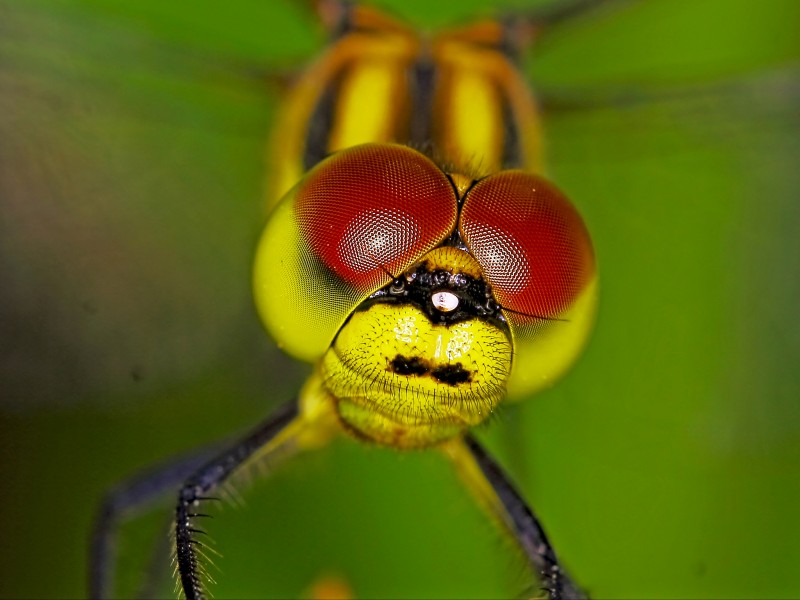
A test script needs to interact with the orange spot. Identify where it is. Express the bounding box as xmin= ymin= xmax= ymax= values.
xmin=306 ymin=574 xmax=354 ymax=600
